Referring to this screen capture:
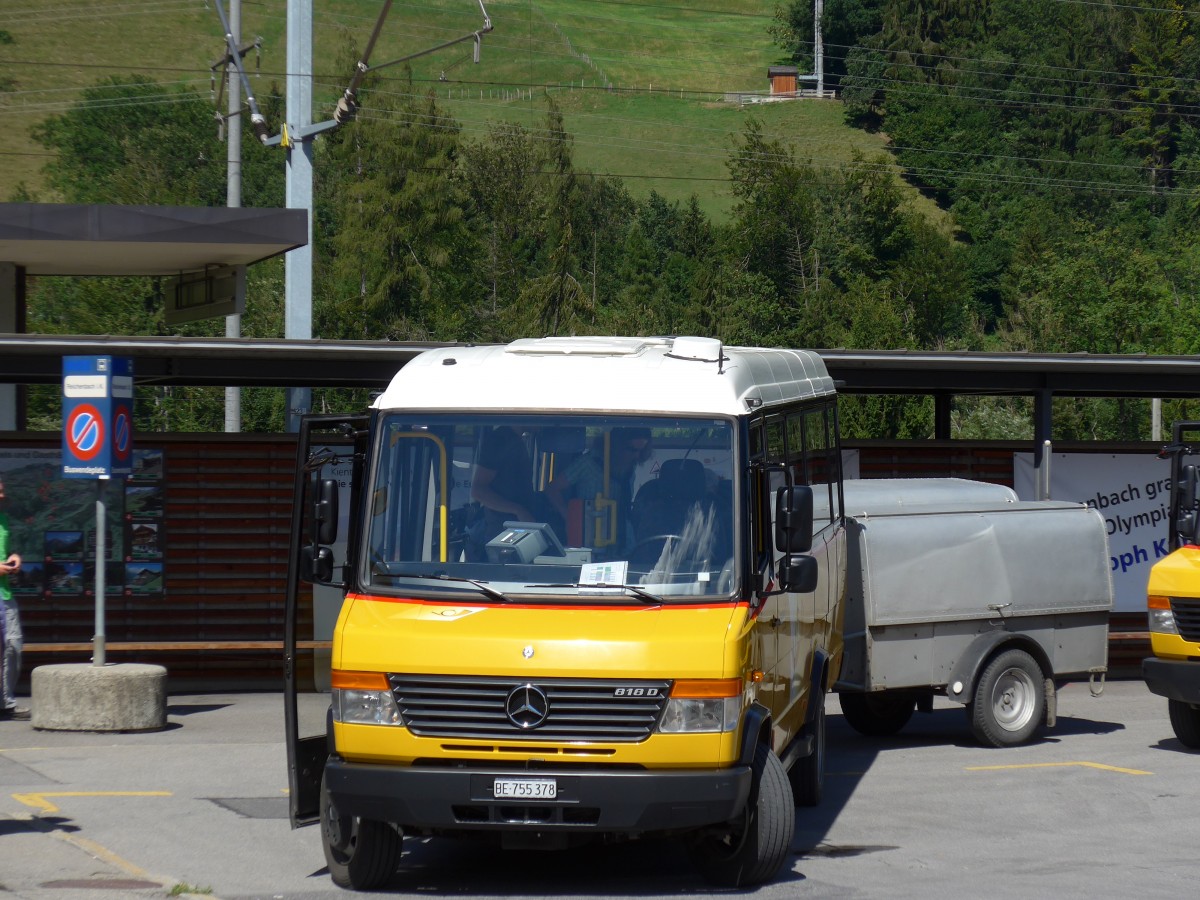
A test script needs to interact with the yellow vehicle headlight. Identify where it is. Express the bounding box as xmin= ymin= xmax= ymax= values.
xmin=331 ymin=670 xmax=404 ymax=726
xmin=1148 ymin=595 xmax=1180 ymax=635
xmin=657 ymin=678 xmax=742 ymax=733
